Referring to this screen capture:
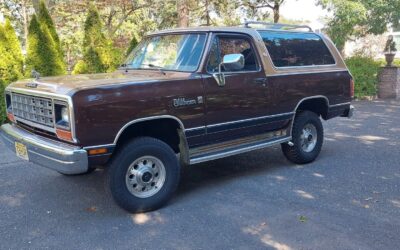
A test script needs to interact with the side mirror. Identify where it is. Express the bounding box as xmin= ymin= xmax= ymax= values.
xmin=213 ymin=54 xmax=245 ymax=87
xmin=222 ymin=54 xmax=245 ymax=71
